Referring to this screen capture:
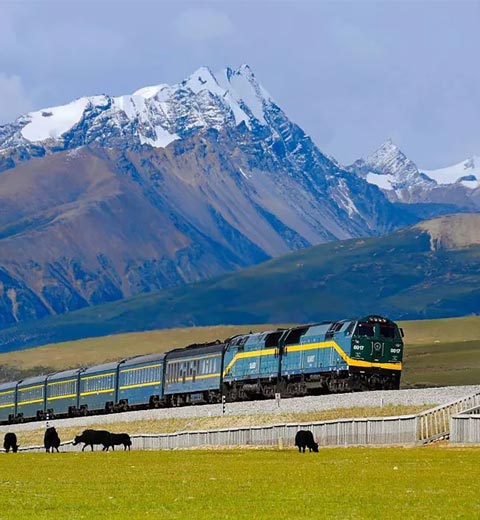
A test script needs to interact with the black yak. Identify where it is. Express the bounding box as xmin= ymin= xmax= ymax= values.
xmin=295 ymin=430 xmax=319 ymax=453
xmin=109 ymin=433 xmax=132 ymax=451
xmin=44 ymin=427 xmax=61 ymax=453
xmin=73 ymin=429 xmax=111 ymax=451
xmin=4 ymin=432 xmax=19 ymax=453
